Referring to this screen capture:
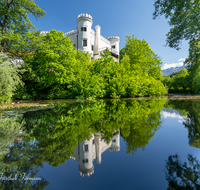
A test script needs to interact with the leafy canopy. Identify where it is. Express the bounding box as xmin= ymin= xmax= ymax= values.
xmin=0 ymin=0 xmax=46 ymax=54
xmin=153 ymin=0 xmax=200 ymax=50
xmin=120 ymin=34 xmax=162 ymax=80
xmin=0 ymin=52 xmax=24 ymax=101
